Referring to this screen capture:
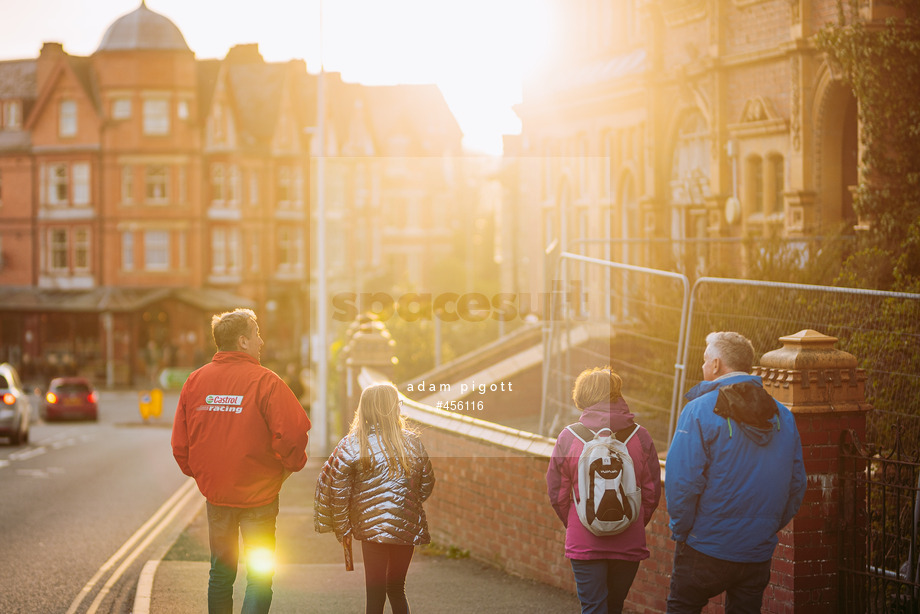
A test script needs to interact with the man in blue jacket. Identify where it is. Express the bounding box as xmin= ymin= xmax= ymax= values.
xmin=665 ymin=331 xmax=806 ymax=613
